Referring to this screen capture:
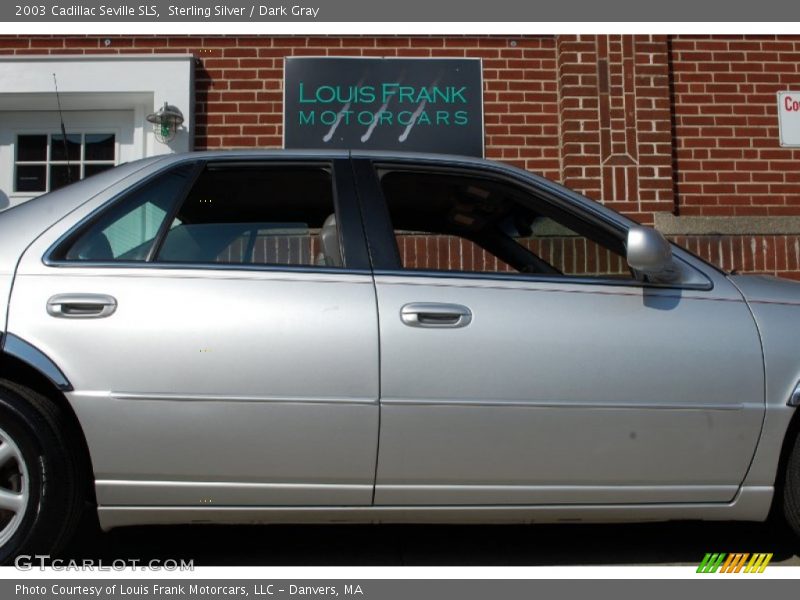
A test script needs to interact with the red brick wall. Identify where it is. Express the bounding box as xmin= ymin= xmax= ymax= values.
xmin=3 ymin=34 xmax=800 ymax=278
xmin=0 ymin=35 xmax=562 ymax=180
xmin=556 ymin=35 xmax=675 ymax=225
xmin=671 ymin=36 xmax=800 ymax=217
xmin=671 ymin=234 xmax=800 ymax=279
